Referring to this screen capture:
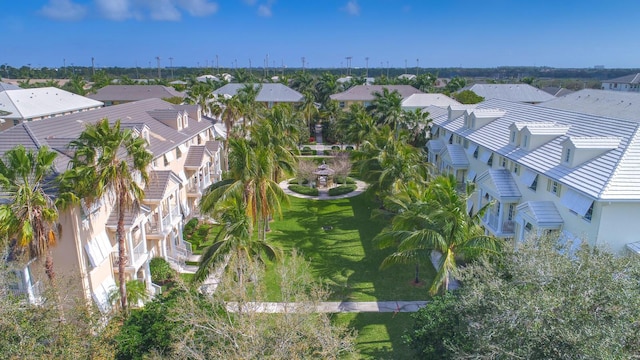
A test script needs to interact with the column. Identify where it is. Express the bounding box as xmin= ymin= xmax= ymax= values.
xmin=126 ymin=231 xmax=134 ymax=266
xmin=497 ymin=202 xmax=504 ymax=233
